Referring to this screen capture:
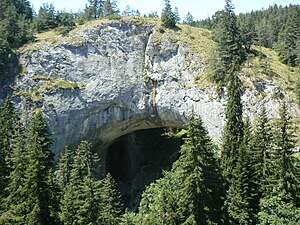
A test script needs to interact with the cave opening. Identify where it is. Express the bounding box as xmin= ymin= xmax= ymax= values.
xmin=106 ymin=127 xmax=184 ymax=211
